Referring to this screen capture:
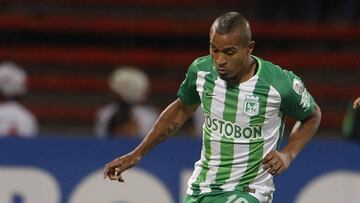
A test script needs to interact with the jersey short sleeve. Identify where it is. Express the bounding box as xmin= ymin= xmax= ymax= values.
xmin=280 ymin=70 xmax=315 ymax=121
xmin=177 ymin=62 xmax=201 ymax=105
